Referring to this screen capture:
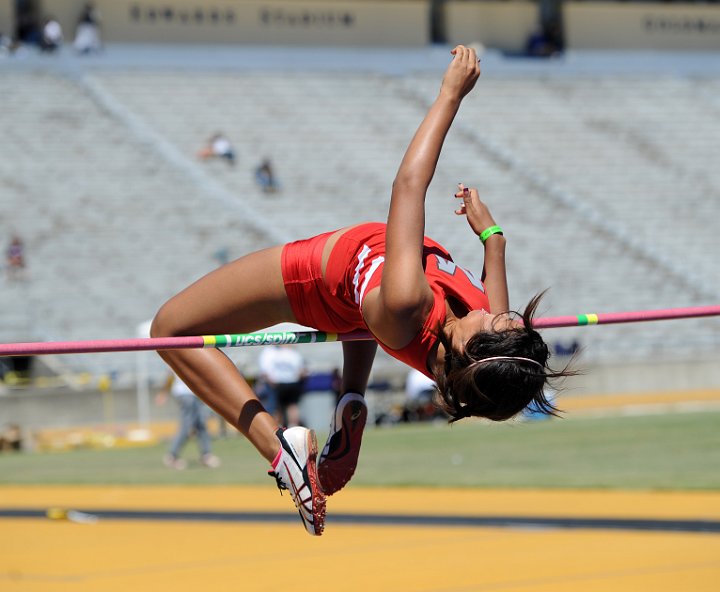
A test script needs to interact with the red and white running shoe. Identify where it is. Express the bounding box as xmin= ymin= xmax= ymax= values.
xmin=317 ymin=392 xmax=367 ymax=496
xmin=268 ymin=427 xmax=326 ymax=536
